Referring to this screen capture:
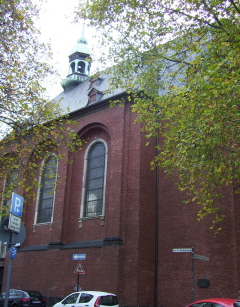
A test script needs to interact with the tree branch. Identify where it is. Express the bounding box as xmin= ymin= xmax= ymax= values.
xmin=229 ymin=0 xmax=240 ymax=14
